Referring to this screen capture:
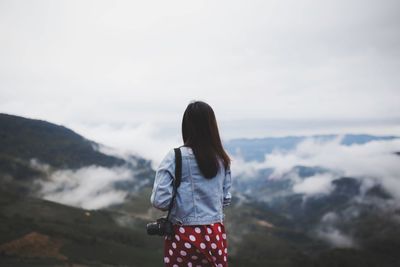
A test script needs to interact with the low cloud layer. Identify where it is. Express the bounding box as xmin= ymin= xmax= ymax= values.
xmin=317 ymin=228 xmax=356 ymax=248
xmin=313 ymin=211 xmax=357 ymax=248
xmin=292 ymin=173 xmax=336 ymax=196
xmin=232 ymin=135 xmax=400 ymax=200
xmin=230 ymin=136 xmax=400 ymax=247
xmin=37 ymin=165 xmax=135 ymax=210
xmin=70 ymin=121 xmax=180 ymax=168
